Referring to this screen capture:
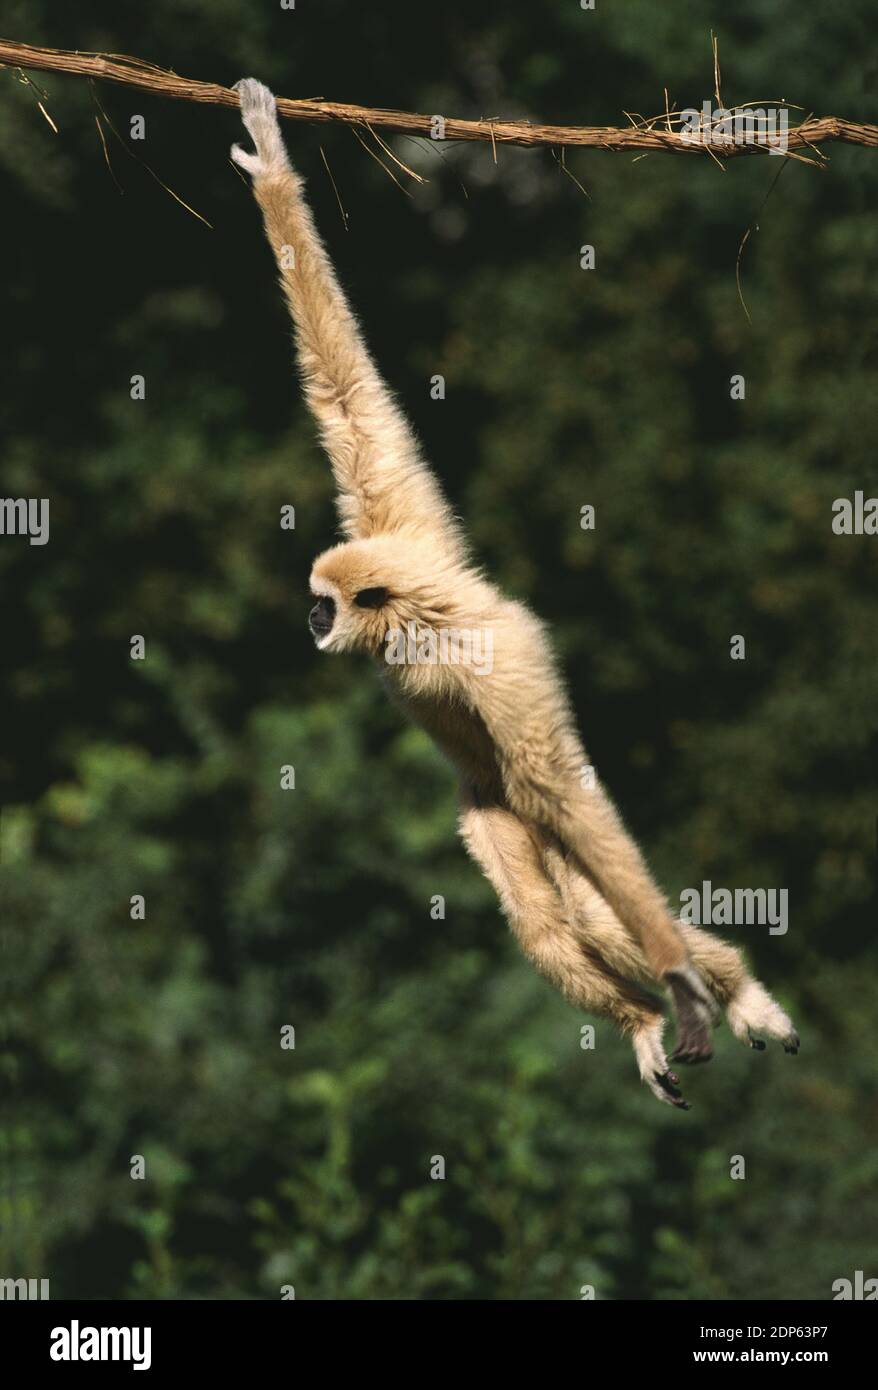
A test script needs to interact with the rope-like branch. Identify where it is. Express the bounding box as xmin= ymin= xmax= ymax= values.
xmin=2 ymin=37 xmax=877 ymax=158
